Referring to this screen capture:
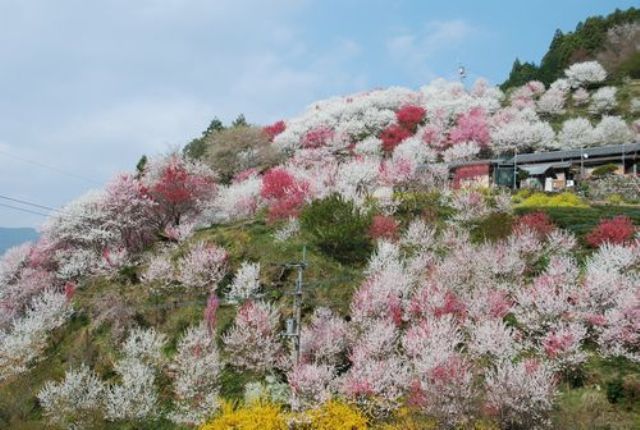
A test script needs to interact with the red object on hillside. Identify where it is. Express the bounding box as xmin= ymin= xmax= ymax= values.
xmin=261 ymin=168 xmax=309 ymax=222
xmin=380 ymin=124 xmax=412 ymax=152
xmin=148 ymin=157 xmax=216 ymax=226
xmin=301 ymin=126 xmax=334 ymax=149
xmin=586 ymin=215 xmax=636 ymax=247
xmin=514 ymin=211 xmax=555 ymax=239
xmin=369 ymin=215 xmax=399 ymax=240
xmin=396 ymin=105 xmax=426 ymax=130
xmin=263 ymin=120 xmax=286 ymax=141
